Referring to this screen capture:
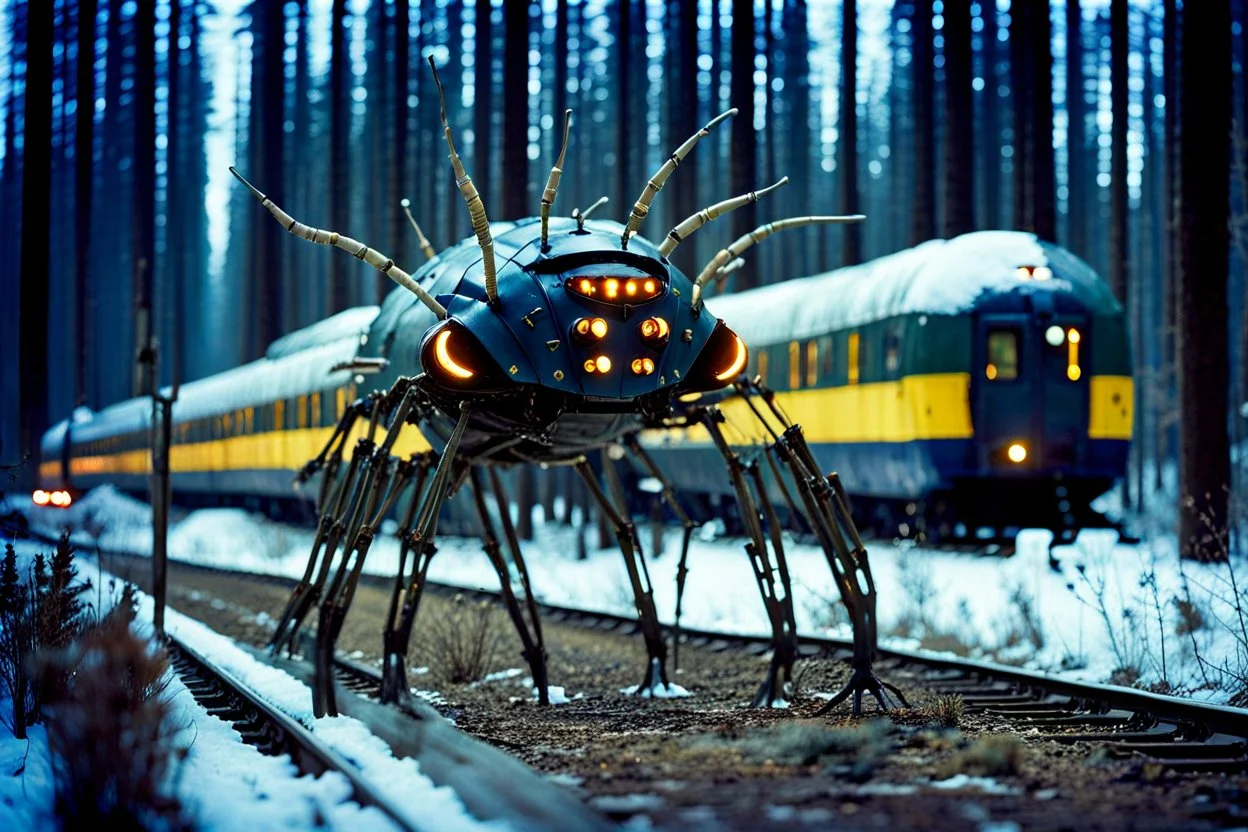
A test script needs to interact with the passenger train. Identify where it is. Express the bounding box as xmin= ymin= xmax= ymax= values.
xmin=639 ymin=230 xmax=1133 ymax=541
xmin=37 ymin=230 xmax=1132 ymax=543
